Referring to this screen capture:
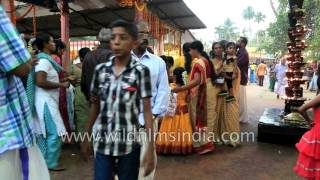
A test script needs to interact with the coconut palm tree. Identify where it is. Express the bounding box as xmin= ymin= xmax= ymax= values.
xmin=254 ymin=12 xmax=266 ymax=24
xmin=243 ymin=6 xmax=255 ymax=21
xmin=243 ymin=6 xmax=256 ymax=37
xmin=214 ymin=18 xmax=238 ymax=41
xmin=256 ymin=30 xmax=266 ymax=57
